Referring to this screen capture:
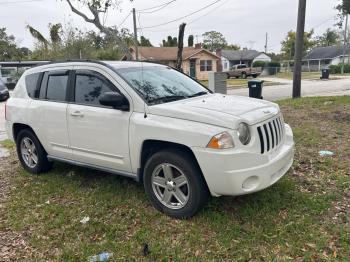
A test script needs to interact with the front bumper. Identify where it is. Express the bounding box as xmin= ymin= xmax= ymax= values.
xmin=192 ymin=124 xmax=294 ymax=197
